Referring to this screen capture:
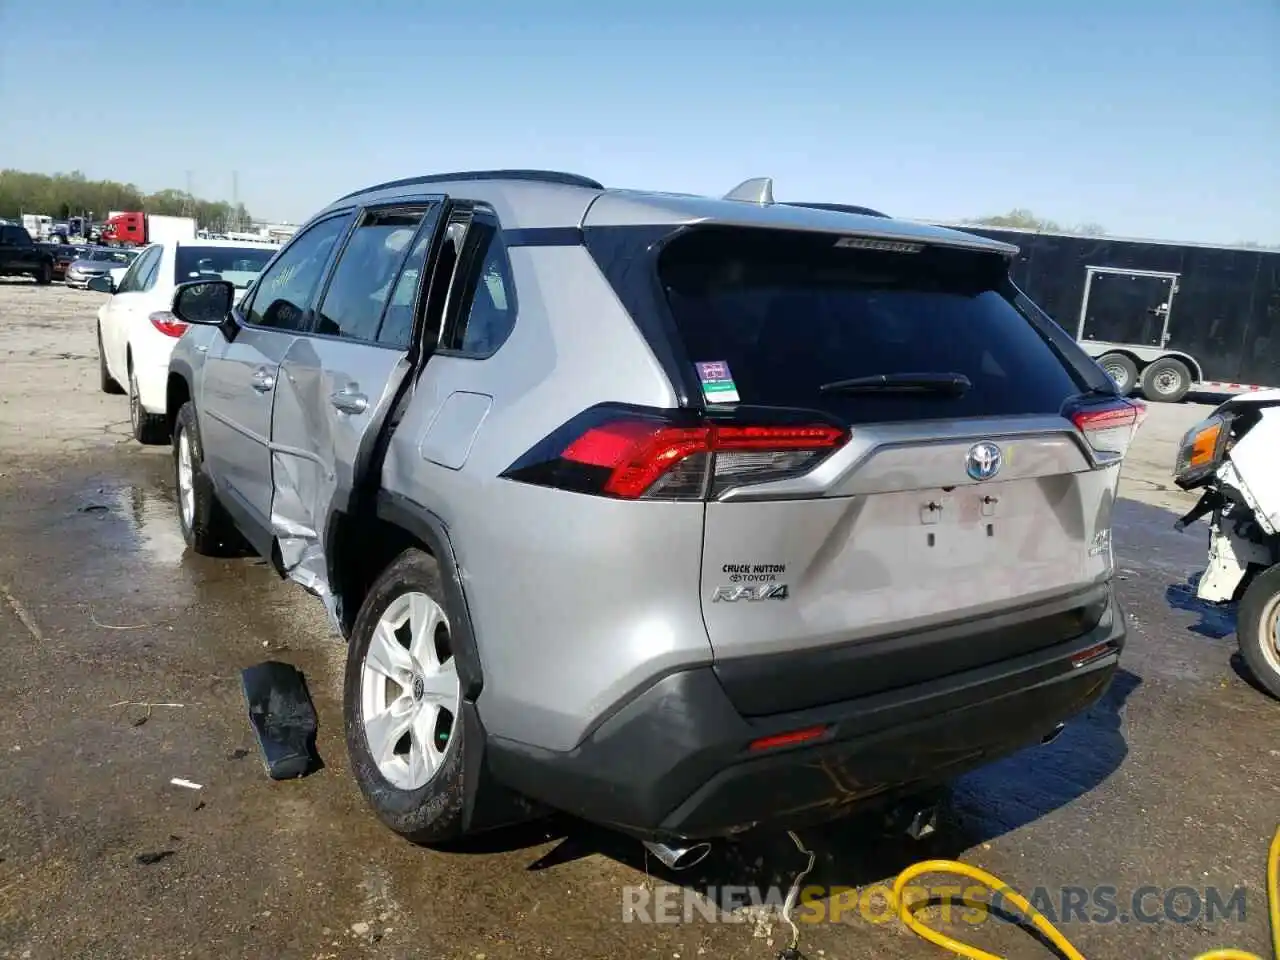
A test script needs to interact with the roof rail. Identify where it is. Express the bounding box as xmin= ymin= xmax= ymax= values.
xmin=786 ymin=201 xmax=890 ymax=219
xmin=723 ymin=177 xmax=775 ymax=204
xmin=336 ymin=169 xmax=604 ymax=202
